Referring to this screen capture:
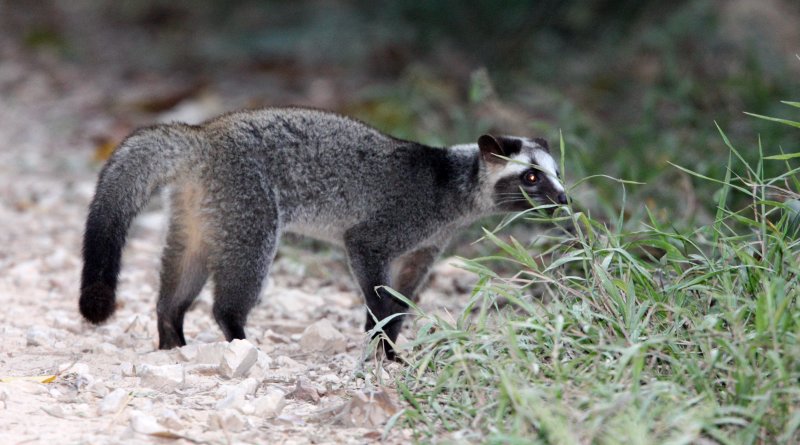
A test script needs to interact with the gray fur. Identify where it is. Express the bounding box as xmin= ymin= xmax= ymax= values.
xmin=79 ymin=107 xmax=566 ymax=358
